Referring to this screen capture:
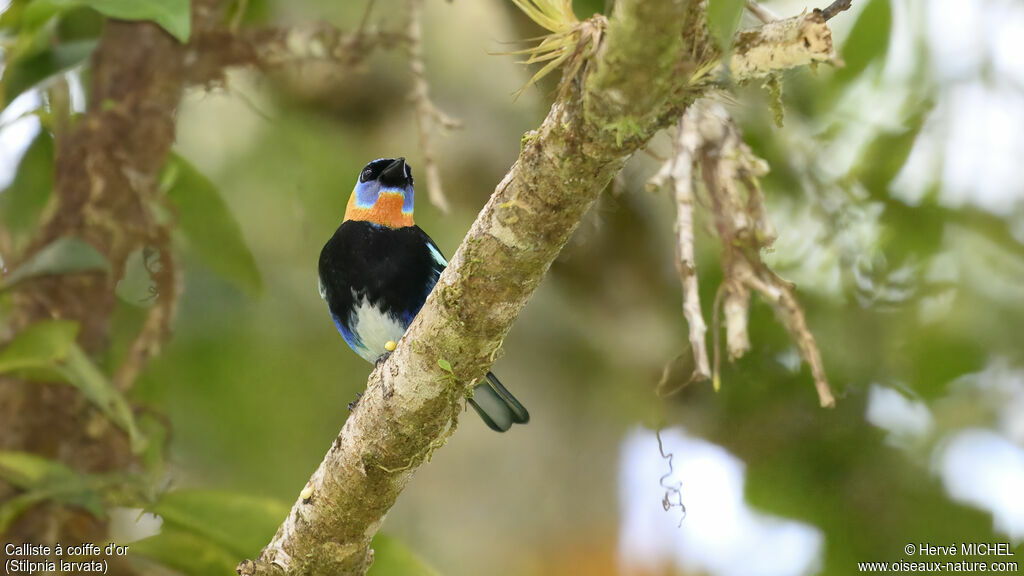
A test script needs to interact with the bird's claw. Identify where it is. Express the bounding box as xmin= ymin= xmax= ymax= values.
xmin=347 ymin=392 xmax=363 ymax=411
